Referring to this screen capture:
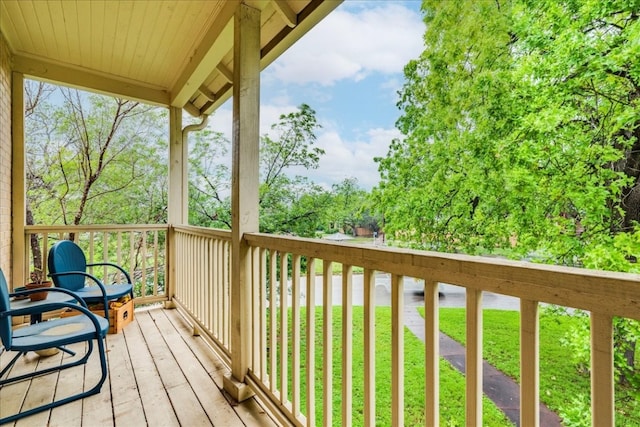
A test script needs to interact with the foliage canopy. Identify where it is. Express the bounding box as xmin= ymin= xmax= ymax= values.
xmin=25 ymin=83 xmax=169 ymax=226
xmin=376 ymin=0 xmax=640 ymax=270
